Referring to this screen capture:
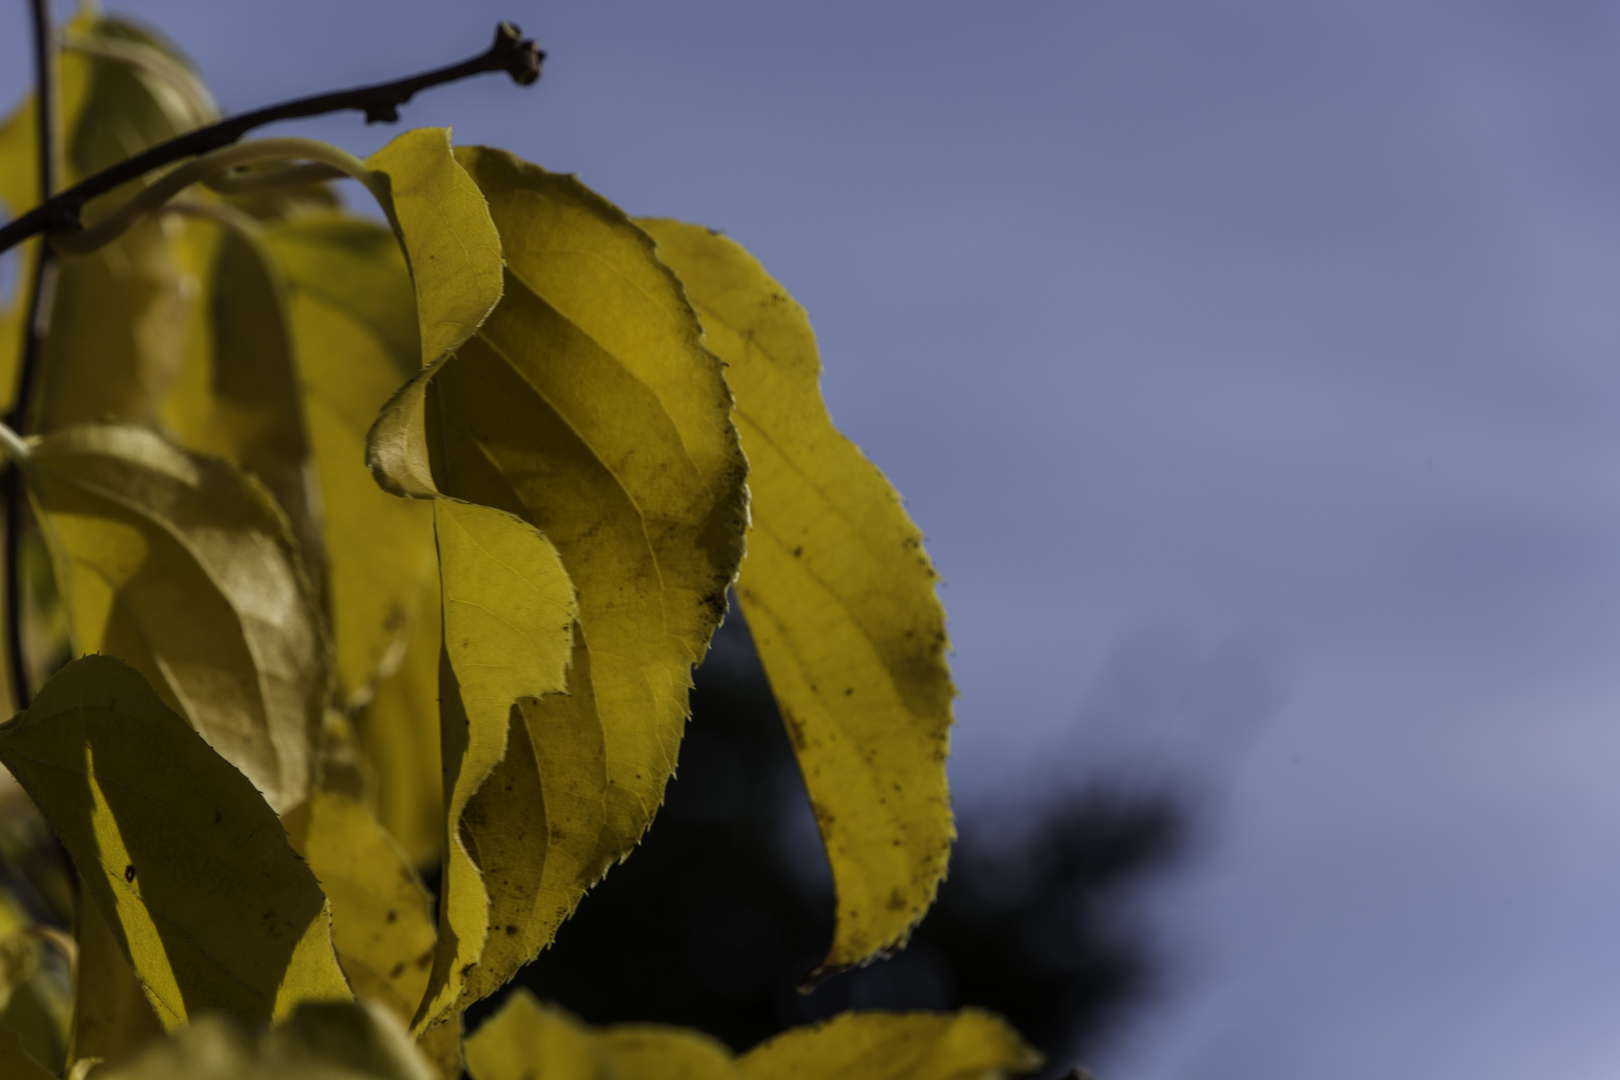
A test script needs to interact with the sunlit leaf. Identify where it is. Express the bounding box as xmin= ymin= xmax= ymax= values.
xmin=70 ymin=882 xmax=163 ymax=1070
xmin=283 ymin=792 xmax=436 ymax=1027
xmin=366 ymin=128 xmax=503 ymax=369
xmin=367 ymin=148 xmax=749 ymax=1024
xmin=637 ymin=220 xmax=955 ymax=976
xmin=739 ymin=1011 xmax=1041 ymax=1080
xmin=464 ymin=991 xmax=736 ymax=1080
xmin=94 ymin=999 xmax=434 ymax=1080
xmin=414 ymin=499 xmax=576 ymax=1030
xmin=0 ymin=656 xmax=352 ymax=1029
xmin=25 ymin=423 xmax=330 ymax=813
